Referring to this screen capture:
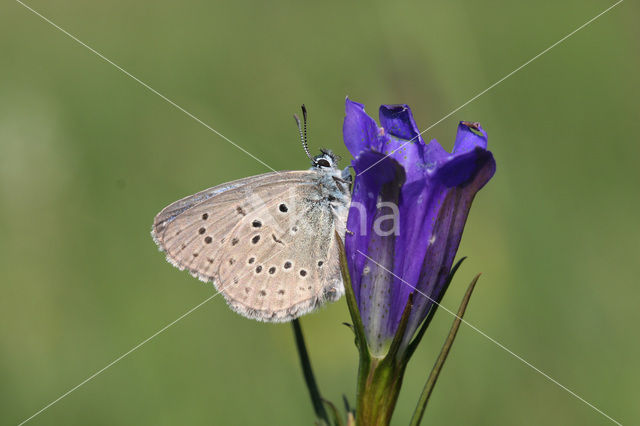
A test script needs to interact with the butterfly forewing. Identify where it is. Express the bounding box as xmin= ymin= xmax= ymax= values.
xmin=151 ymin=169 xmax=347 ymax=322
xmin=152 ymin=171 xmax=308 ymax=276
